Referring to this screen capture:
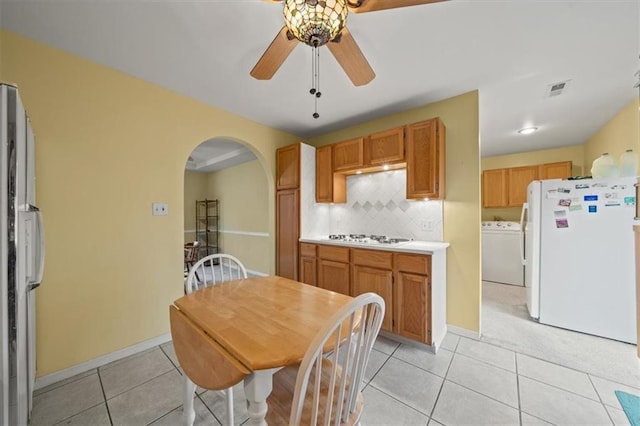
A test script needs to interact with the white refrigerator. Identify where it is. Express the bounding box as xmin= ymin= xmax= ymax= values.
xmin=1 ymin=84 xmax=45 ymax=425
xmin=521 ymin=177 xmax=637 ymax=344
